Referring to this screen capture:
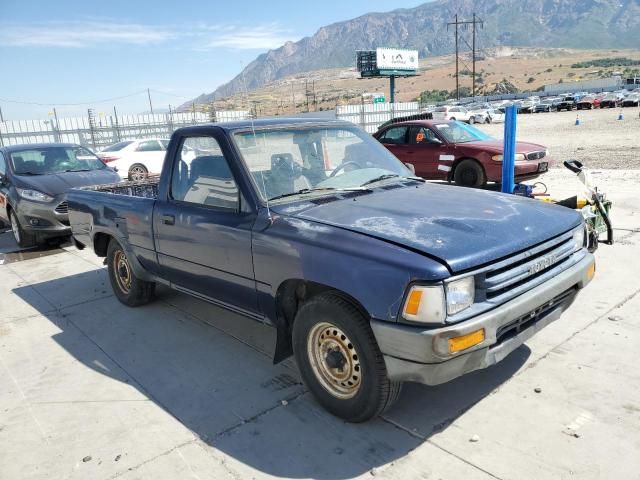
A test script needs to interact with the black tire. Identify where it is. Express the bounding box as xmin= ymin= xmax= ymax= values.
xmin=485 ymin=117 xmax=492 ymax=124
xmin=469 ymin=116 xmax=475 ymax=124
xmin=453 ymin=159 xmax=486 ymax=187
xmin=107 ymin=239 xmax=155 ymax=307
xmin=9 ymin=209 xmax=37 ymax=248
xmin=450 ymin=117 xmax=456 ymax=121
xmin=128 ymin=164 xmax=149 ymax=181
xmin=292 ymin=292 xmax=402 ymax=422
